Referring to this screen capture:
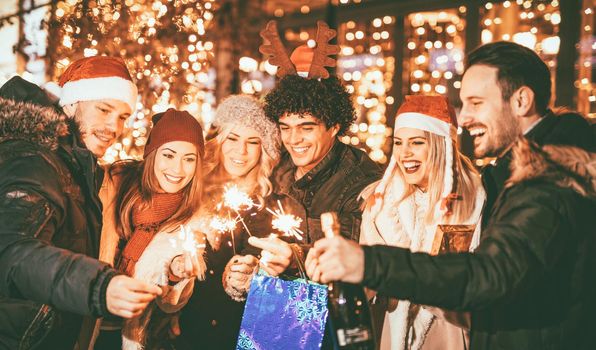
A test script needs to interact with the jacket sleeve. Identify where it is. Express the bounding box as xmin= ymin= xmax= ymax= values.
xmin=0 ymin=154 xmax=116 ymax=317
xmin=362 ymin=184 xmax=571 ymax=311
